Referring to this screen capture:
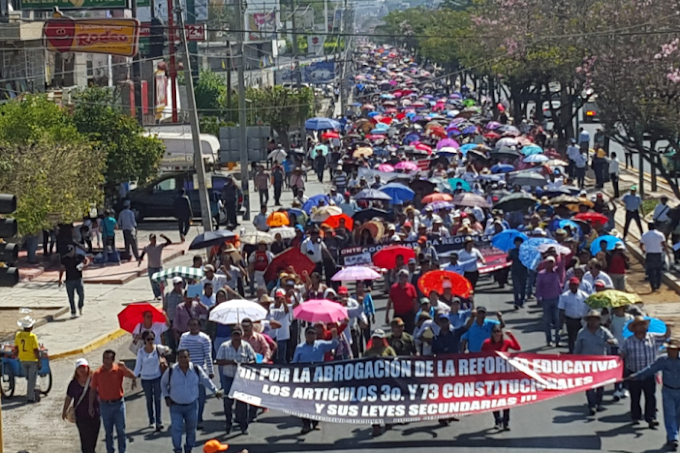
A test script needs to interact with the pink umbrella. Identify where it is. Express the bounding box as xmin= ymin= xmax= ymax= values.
xmin=395 ymin=161 xmax=419 ymax=172
xmin=377 ymin=164 xmax=395 ymax=172
xmin=332 ymin=266 xmax=381 ymax=282
xmin=436 ymin=138 xmax=460 ymax=149
xmin=415 ymin=143 xmax=433 ymax=154
xmin=293 ymin=299 xmax=348 ymax=324
xmin=388 ymin=80 xmax=398 ymax=86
